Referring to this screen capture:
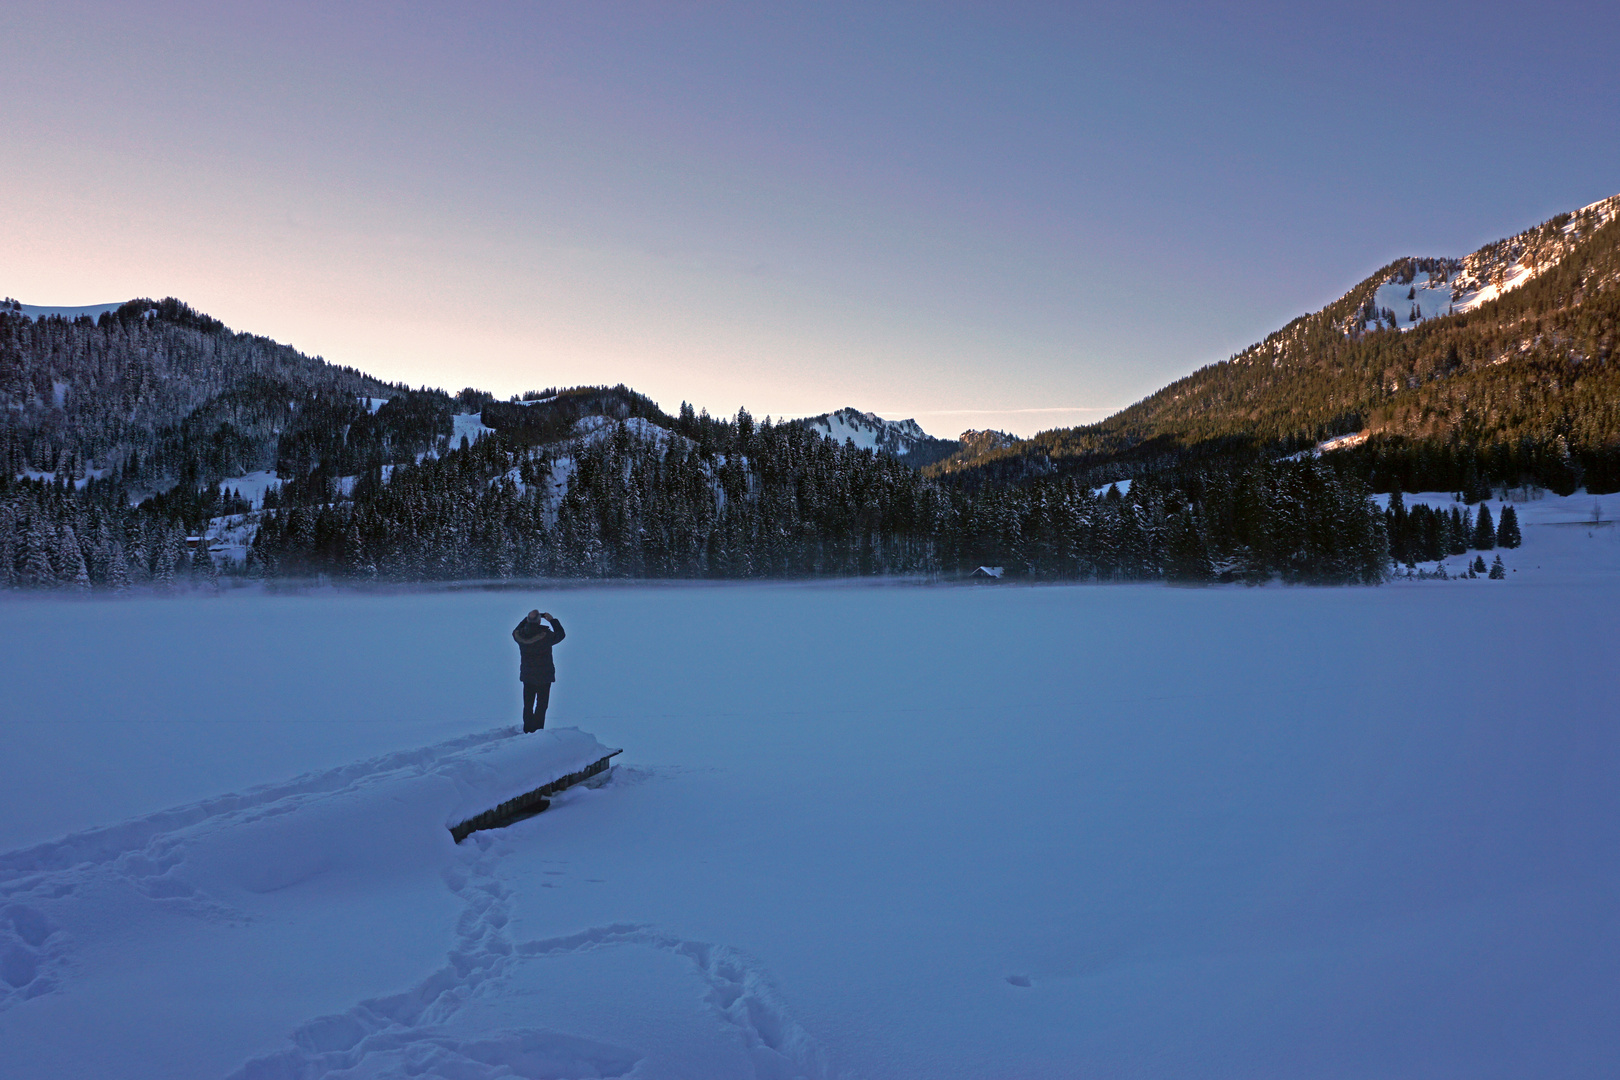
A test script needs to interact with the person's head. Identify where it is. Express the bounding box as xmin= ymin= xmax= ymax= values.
xmin=527 ymin=609 xmax=541 ymax=622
